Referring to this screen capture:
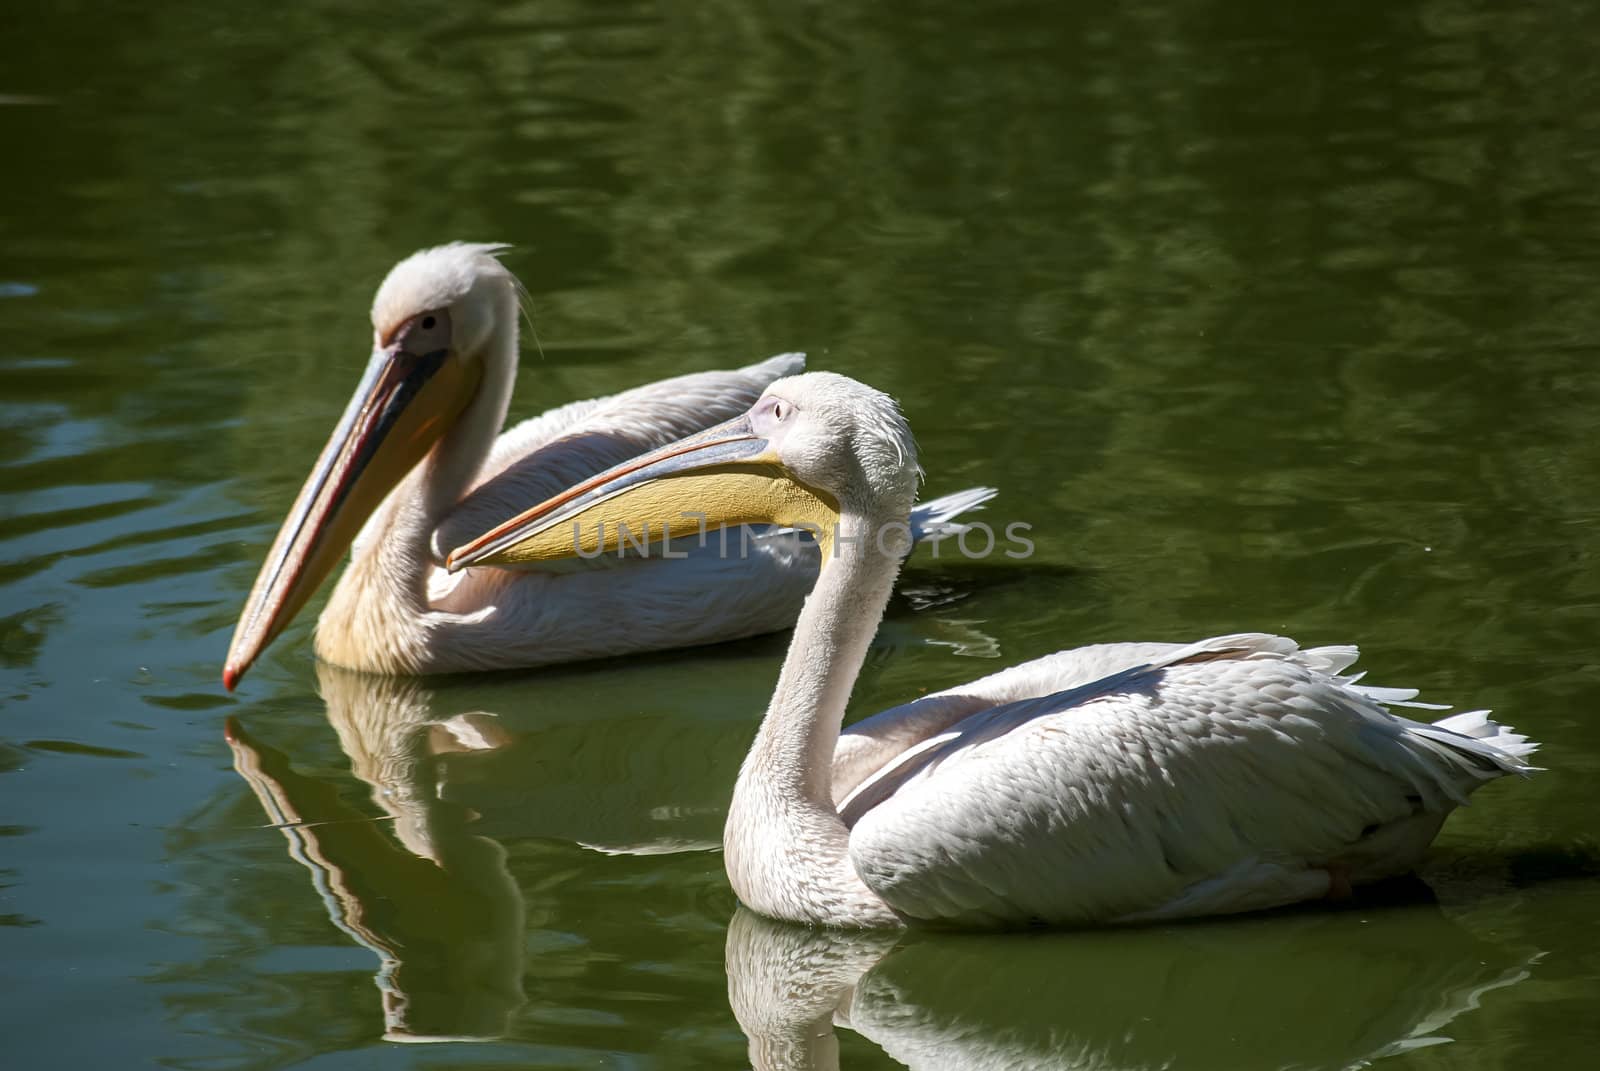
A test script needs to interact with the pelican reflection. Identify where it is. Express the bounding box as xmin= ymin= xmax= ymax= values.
xmin=225 ymin=598 xmax=999 ymax=1041
xmin=225 ymin=653 xmax=785 ymax=1040
xmin=726 ymin=903 xmax=1538 ymax=1070
xmin=228 ymin=676 xmax=528 ymax=1042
